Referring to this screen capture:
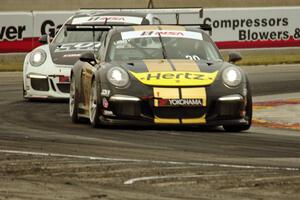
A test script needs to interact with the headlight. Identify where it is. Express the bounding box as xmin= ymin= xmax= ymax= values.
xmin=222 ymin=67 xmax=242 ymax=87
xmin=29 ymin=49 xmax=47 ymax=67
xmin=107 ymin=67 xmax=129 ymax=87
